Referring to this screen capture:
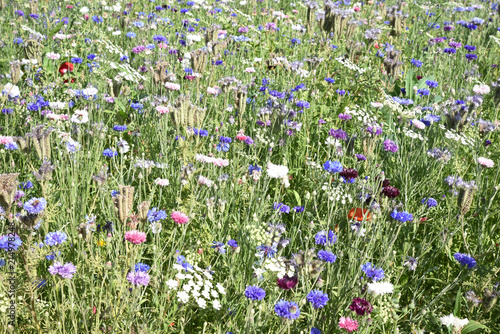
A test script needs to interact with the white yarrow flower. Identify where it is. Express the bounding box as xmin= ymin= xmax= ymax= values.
xmin=177 ymin=291 xmax=190 ymax=303
xmin=367 ymin=282 xmax=394 ymax=295
xmin=439 ymin=314 xmax=469 ymax=330
xmin=267 ymin=163 xmax=289 ymax=179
